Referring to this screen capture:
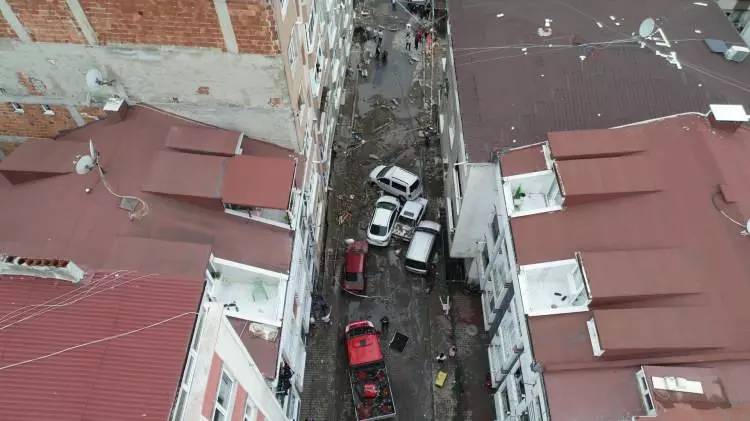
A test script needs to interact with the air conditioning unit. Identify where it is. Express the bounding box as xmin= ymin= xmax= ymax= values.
xmin=724 ymin=45 xmax=749 ymax=63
